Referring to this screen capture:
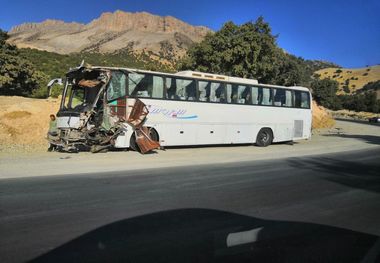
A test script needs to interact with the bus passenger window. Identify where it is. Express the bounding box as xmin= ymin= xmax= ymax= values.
xmin=107 ymin=71 xmax=126 ymax=101
xmin=301 ymin=92 xmax=310 ymax=108
xmin=213 ymin=83 xmax=226 ymax=103
xmin=226 ymin=84 xmax=232 ymax=103
xmin=252 ymin=86 xmax=259 ymax=105
xmin=166 ymin=78 xmax=196 ymax=100
xmin=129 ymin=73 xmax=152 ymax=98
xmin=239 ymin=86 xmax=250 ymax=104
xmin=152 ymin=76 xmax=164 ymax=99
xmin=231 ymin=85 xmax=239 ymax=103
xmin=273 ymin=88 xmax=285 ymax=106
xmin=166 ymin=78 xmax=176 ymax=99
xmin=198 ymin=81 xmax=210 ymax=102
xmin=185 ymin=80 xmax=197 ymax=100
xmin=261 ymin=87 xmax=272 ymax=105
xmin=285 ymin=90 xmax=293 ymax=107
xmin=294 ymin=91 xmax=302 ymax=108
xmin=273 ymin=88 xmax=293 ymax=107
